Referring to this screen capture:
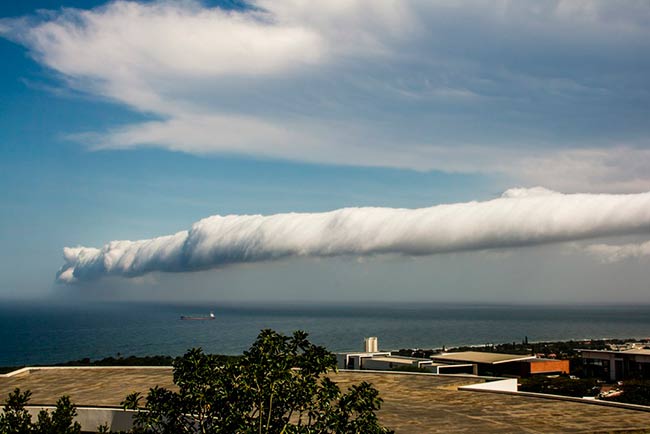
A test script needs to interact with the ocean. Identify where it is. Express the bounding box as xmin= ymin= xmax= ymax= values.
xmin=2 ymin=301 xmax=650 ymax=367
